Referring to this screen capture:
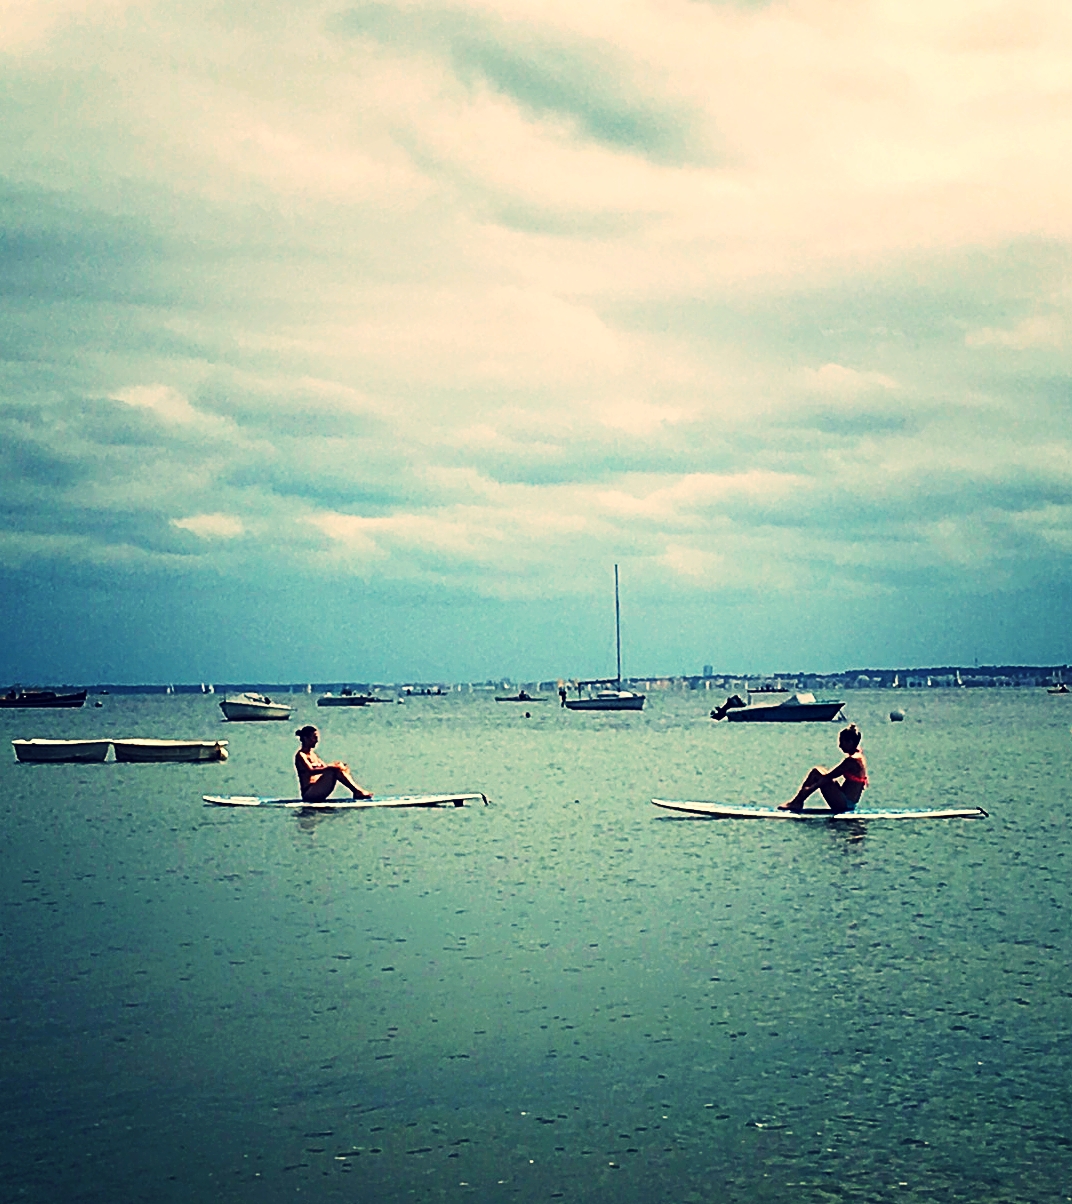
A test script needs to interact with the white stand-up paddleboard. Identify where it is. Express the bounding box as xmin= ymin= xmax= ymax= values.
xmin=652 ymin=799 xmax=988 ymax=821
xmin=204 ymin=792 xmax=489 ymax=810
